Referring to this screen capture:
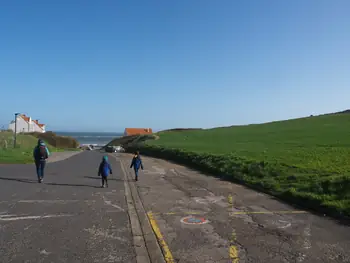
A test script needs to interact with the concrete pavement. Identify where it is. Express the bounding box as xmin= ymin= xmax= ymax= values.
xmin=119 ymin=154 xmax=350 ymax=263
